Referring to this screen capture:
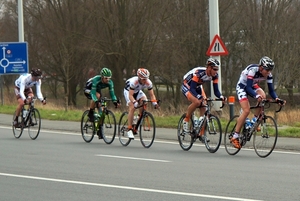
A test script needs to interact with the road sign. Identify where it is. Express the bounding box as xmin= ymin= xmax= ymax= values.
xmin=0 ymin=42 xmax=28 ymax=74
xmin=206 ymin=35 xmax=228 ymax=56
